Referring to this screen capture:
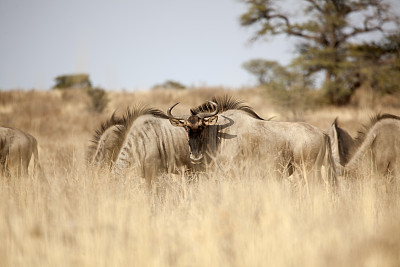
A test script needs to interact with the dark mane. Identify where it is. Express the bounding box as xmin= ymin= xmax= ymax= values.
xmin=355 ymin=113 xmax=400 ymax=146
xmin=112 ymin=106 xmax=168 ymax=144
xmin=190 ymin=95 xmax=264 ymax=120
xmin=87 ymin=106 xmax=168 ymax=163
